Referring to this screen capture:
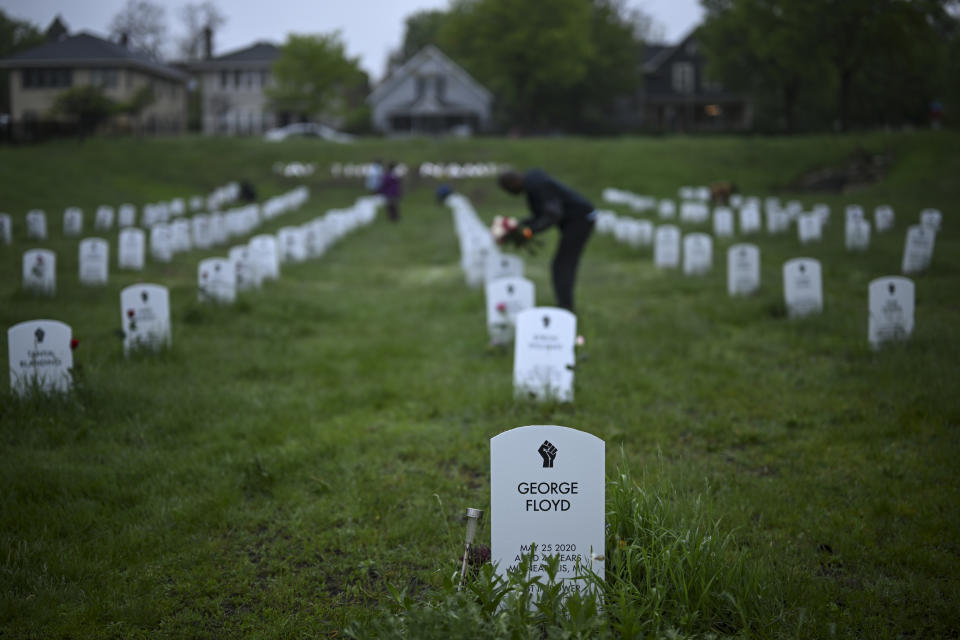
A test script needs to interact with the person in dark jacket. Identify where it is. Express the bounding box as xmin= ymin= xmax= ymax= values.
xmin=497 ymin=169 xmax=596 ymax=313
